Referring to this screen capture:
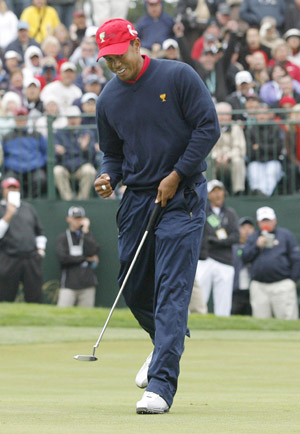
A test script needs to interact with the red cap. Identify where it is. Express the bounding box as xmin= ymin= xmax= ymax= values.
xmin=147 ymin=0 xmax=161 ymax=4
xmin=96 ymin=19 xmax=138 ymax=60
xmin=14 ymin=106 xmax=29 ymax=116
xmin=1 ymin=177 xmax=21 ymax=188
xmin=74 ymin=10 xmax=85 ymax=17
xmin=279 ymin=96 xmax=296 ymax=107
